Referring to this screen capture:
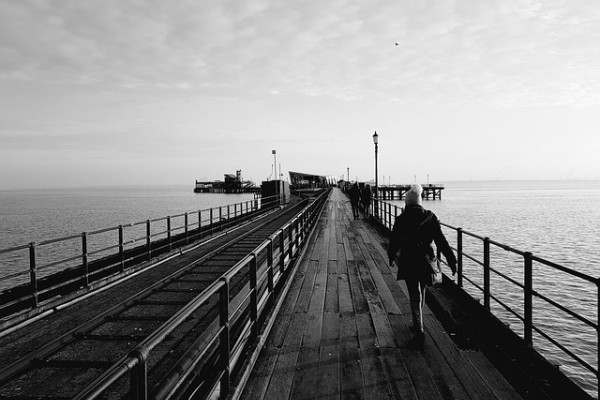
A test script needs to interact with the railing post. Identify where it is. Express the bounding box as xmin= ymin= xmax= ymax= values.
xmin=210 ymin=208 xmax=214 ymax=236
xmin=119 ymin=225 xmax=125 ymax=273
xmin=388 ymin=203 xmax=392 ymax=229
xmin=129 ymin=349 xmax=148 ymax=400
xmin=279 ymin=230 xmax=285 ymax=274
xmin=294 ymin=219 xmax=300 ymax=253
xmin=146 ymin=220 xmax=151 ymax=260
xmin=288 ymin=224 xmax=293 ymax=260
xmin=483 ymin=237 xmax=490 ymax=311
xmin=81 ymin=232 xmax=89 ymax=287
xmin=267 ymin=240 xmax=274 ymax=293
xmin=227 ymin=205 xmax=230 ymax=227
xmin=184 ymin=212 xmax=189 ymax=244
xmin=198 ymin=210 xmax=202 ymax=240
xmin=457 ymin=228 xmax=463 ymax=288
xmin=250 ymin=254 xmax=258 ymax=339
xmin=524 ymin=252 xmax=533 ymax=346
xmin=219 ymin=207 xmax=223 ymax=231
xmin=29 ymin=242 xmax=38 ymax=309
xmin=219 ymin=279 xmax=231 ymax=396
xmin=167 ymin=217 xmax=172 ymax=251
